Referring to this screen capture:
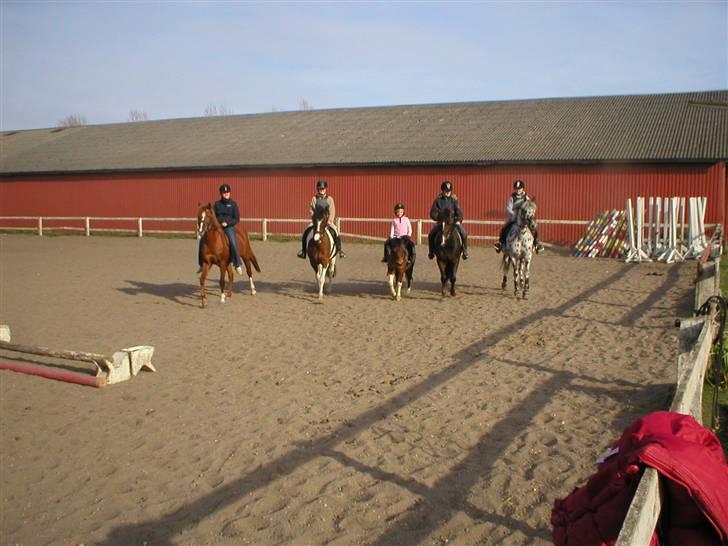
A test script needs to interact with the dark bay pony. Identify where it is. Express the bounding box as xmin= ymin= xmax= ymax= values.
xmin=196 ymin=203 xmax=261 ymax=308
xmin=433 ymin=207 xmax=463 ymax=297
xmin=501 ymin=199 xmax=537 ymax=299
xmin=385 ymin=237 xmax=415 ymax=301
xmin=306 ymin=204 xmax=338 ymax=300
